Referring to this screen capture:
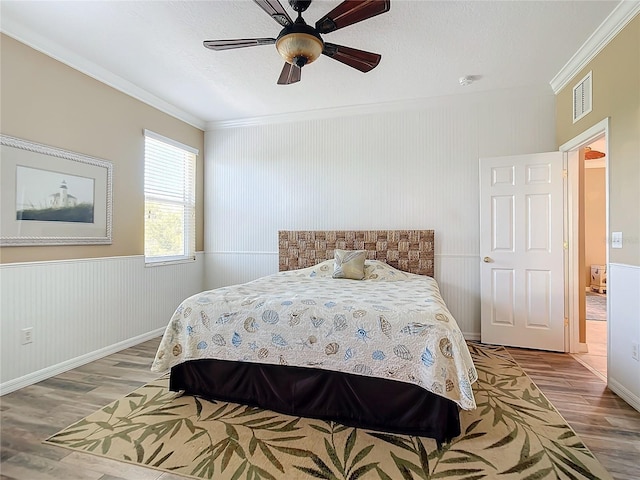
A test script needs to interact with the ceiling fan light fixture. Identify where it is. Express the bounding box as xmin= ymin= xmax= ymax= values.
xmin=276 ymin=32 xmax=323 ymax=66
xmin=584 ymin=147 xmax=605 ymax=159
